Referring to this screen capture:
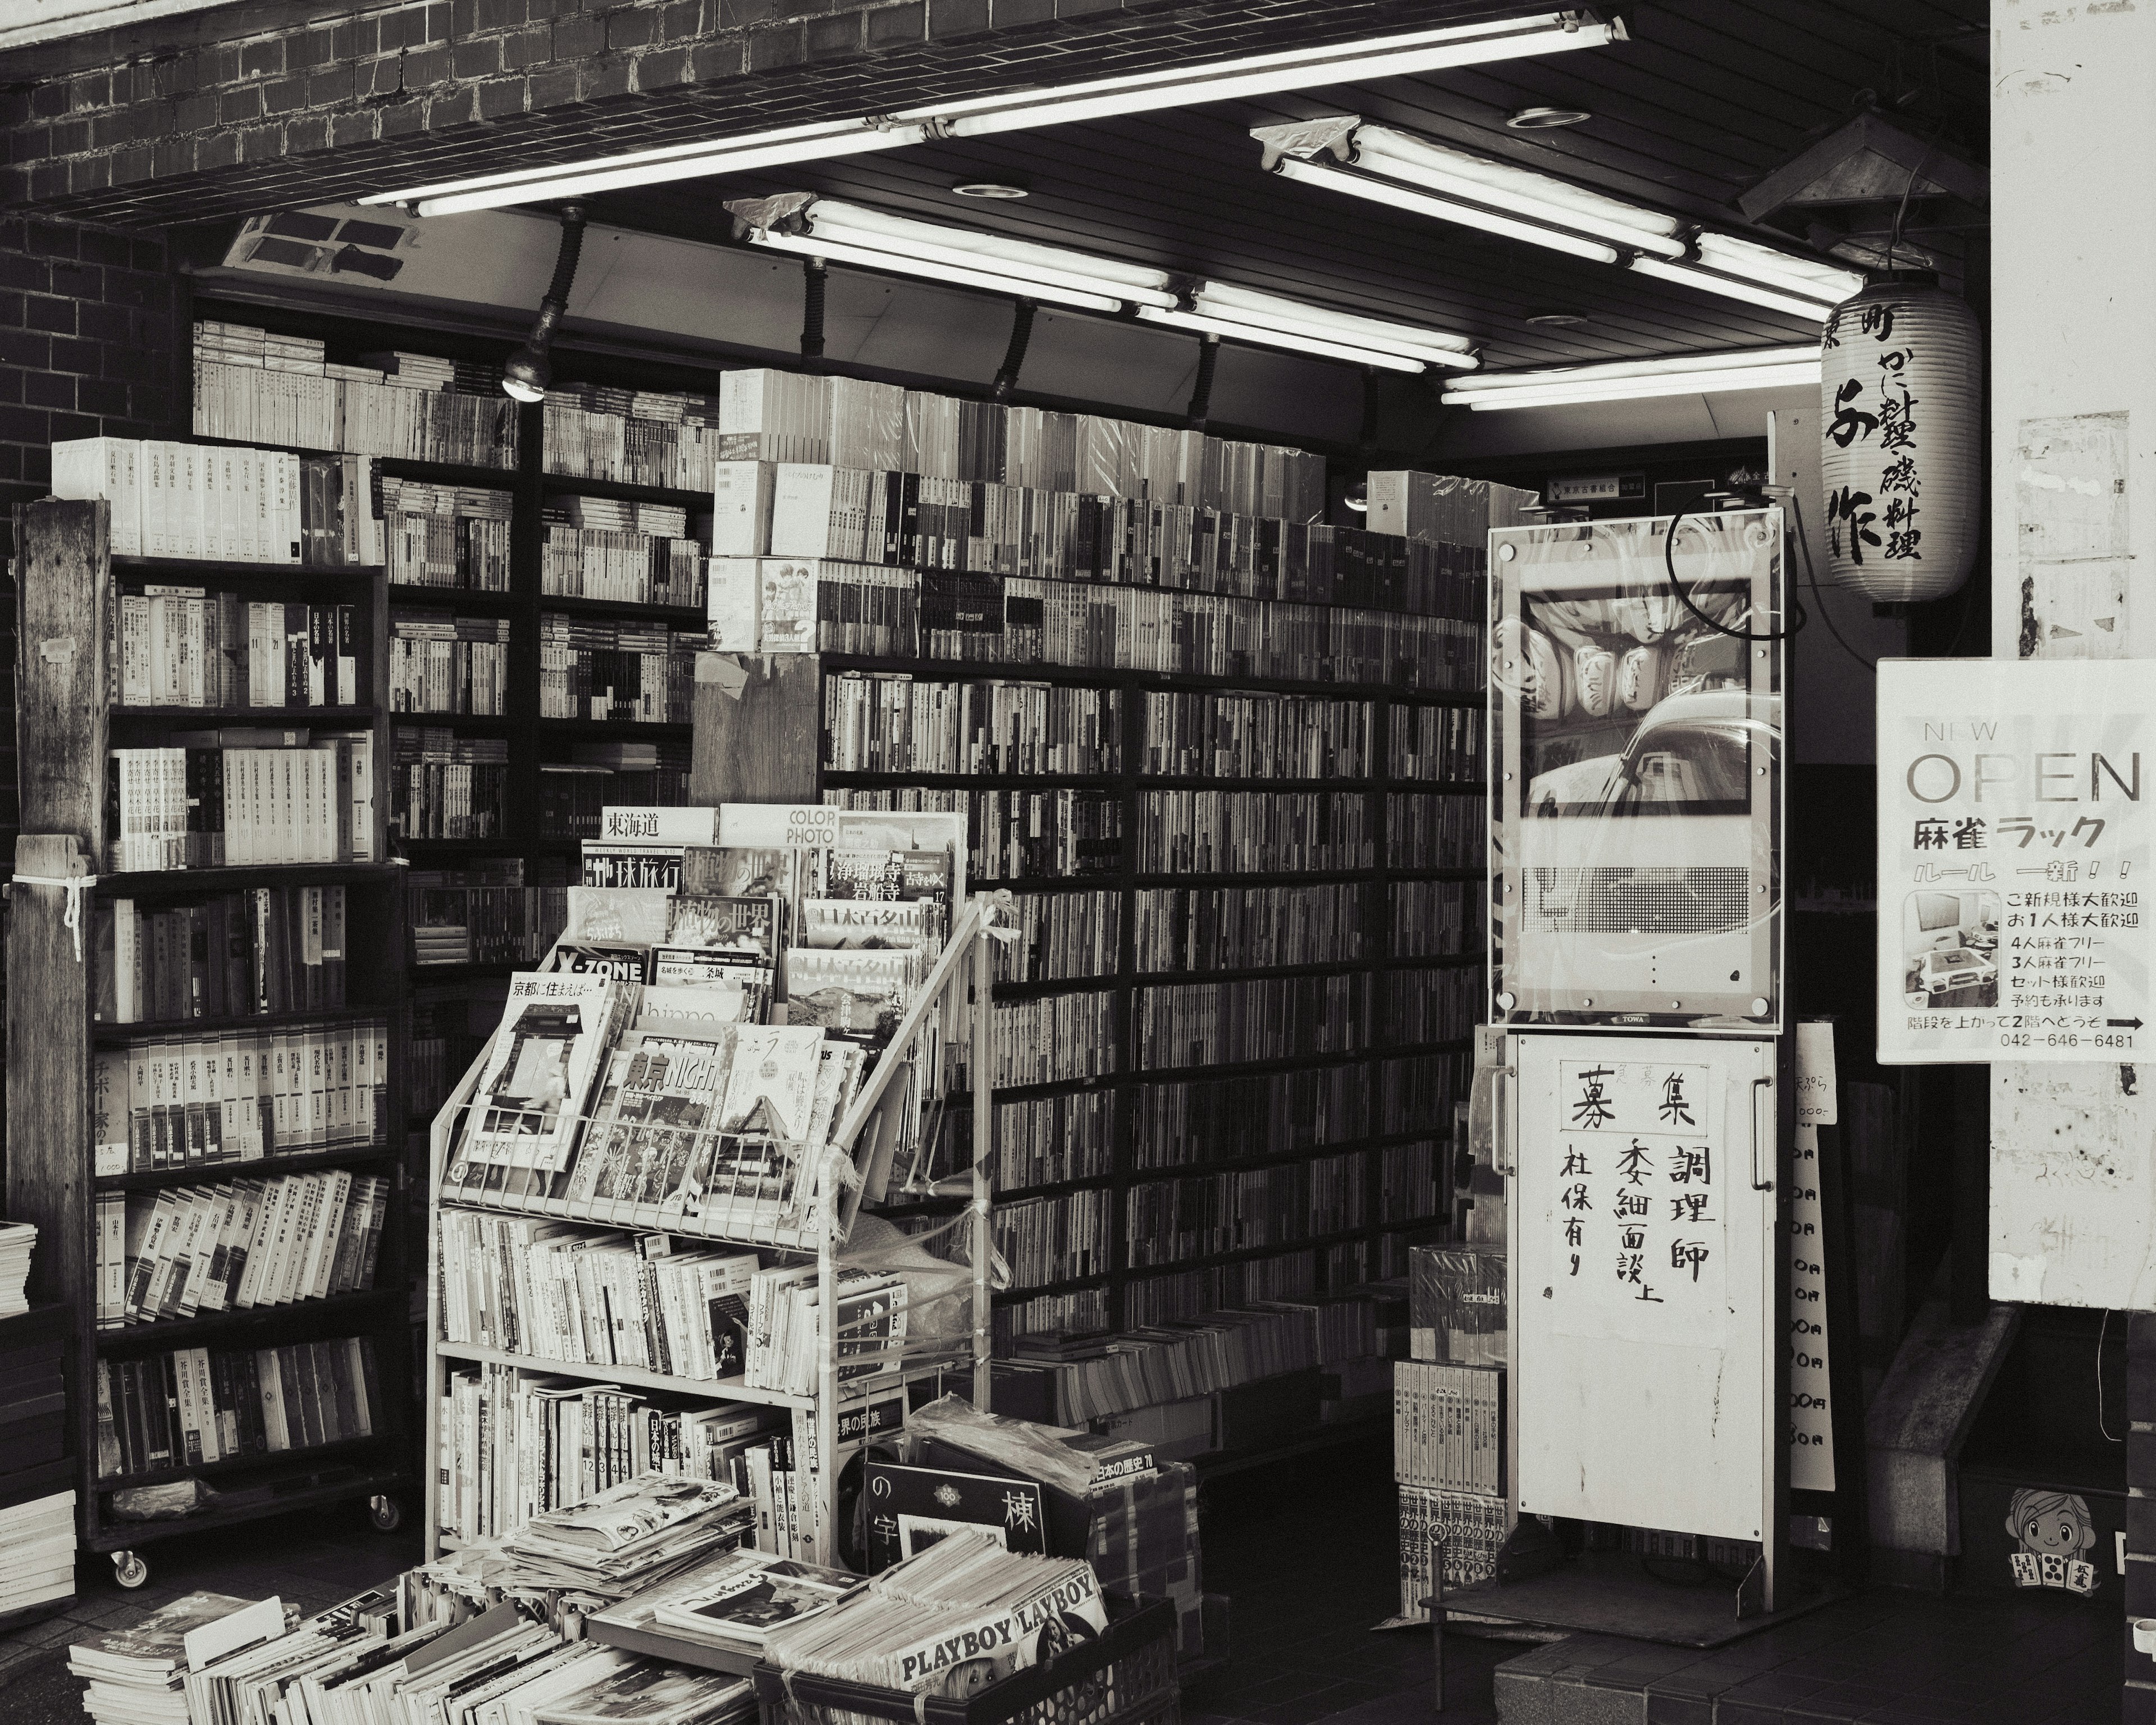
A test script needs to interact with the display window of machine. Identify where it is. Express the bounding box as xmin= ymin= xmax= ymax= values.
xmin=1488 ymin=508 xmax=1785 ymax=1032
